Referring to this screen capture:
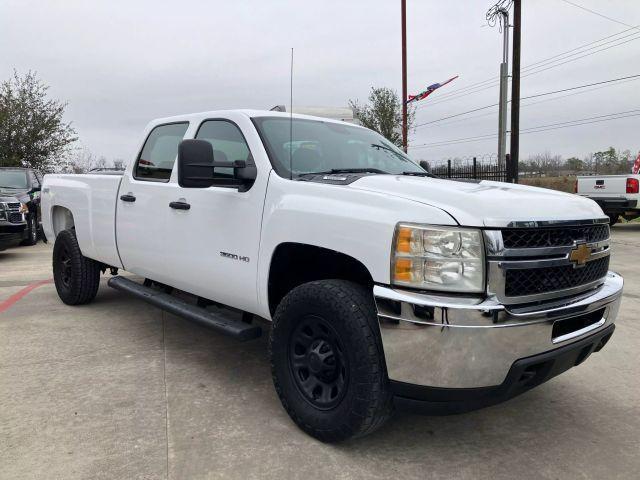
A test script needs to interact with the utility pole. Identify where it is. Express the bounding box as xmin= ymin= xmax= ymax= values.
xmin=497 ymin=9 xmax=509 ymax=171
xmin=509 ymin=0 xmax=522 ymax=183
xmin=401 ymin=0 xmax=408 ymax=152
